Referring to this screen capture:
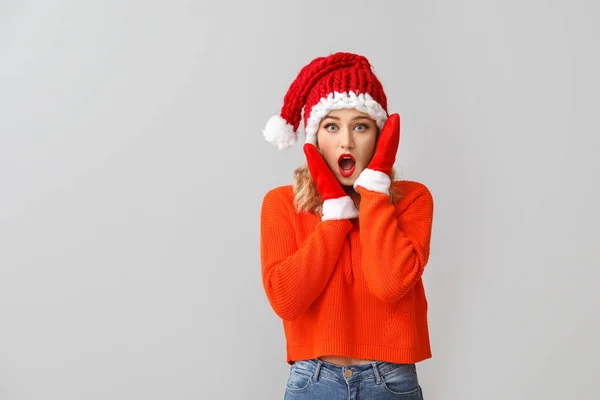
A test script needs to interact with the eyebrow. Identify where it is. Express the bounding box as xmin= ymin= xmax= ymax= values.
xmin=322 ymin=115 xmax=372 ymax=122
